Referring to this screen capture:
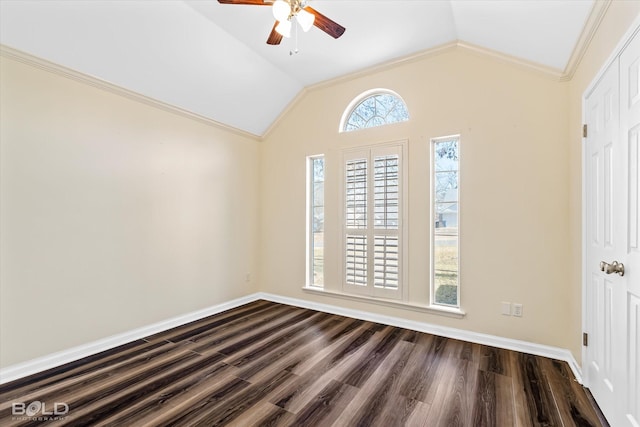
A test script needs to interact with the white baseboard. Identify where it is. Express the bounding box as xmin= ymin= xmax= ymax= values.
xmin=0 ymin=294 xmax=257 ymax=385
xmin=255 ymin=292 xmax=584 ymax=384
xmin=0 ymin=291 xmax=583 ymax=385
